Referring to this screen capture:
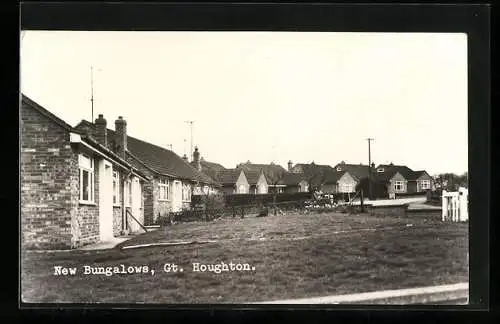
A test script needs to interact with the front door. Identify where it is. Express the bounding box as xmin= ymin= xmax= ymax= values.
xmin=129 ymin=178 xmax=143 ymax=233
xmin=99 ymin=160 xmax=114 ymax=241
xmin=172 ymin=180 xmax=183 ymax=212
